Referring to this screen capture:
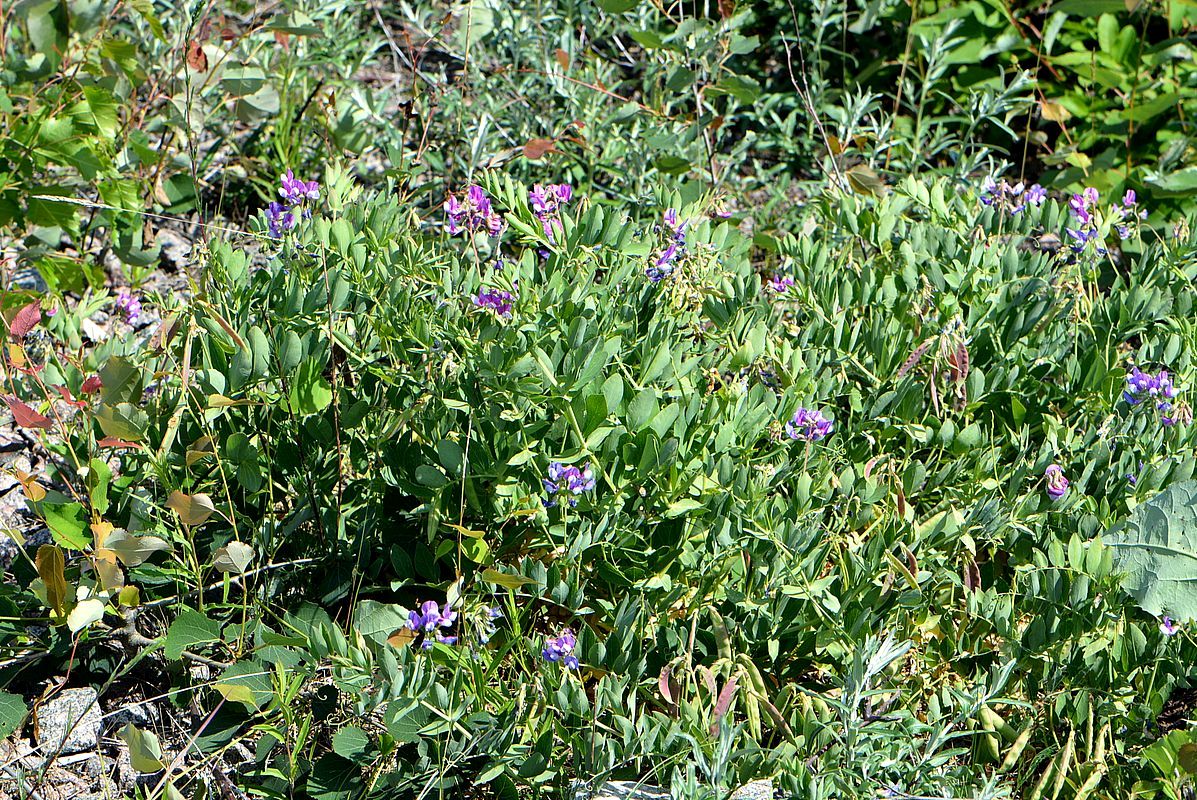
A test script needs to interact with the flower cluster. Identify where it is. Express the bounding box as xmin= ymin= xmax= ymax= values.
xmin=407 ymin=601 xmax=458 ymax=648
xmin=474 ymin=287 xmax=516 ymax=317
xmin=445 ymin=185 xmax=504 ymax=237
xmin=1124 ymin=366 xmax=1181 ymax=425
xmin=1066 ymin=188 xmax=1104 ymax=252
xmin=543 ymin=462 xmax=596 ymax=507
xmin=767 ymin=274 xmax=795 ymax=293
xmin=114 ymin=288 xmax=142 ymax=326
xmin=647 ymin=208 xmax=688 ymax=283
xmin=542 ymin=629 xmax=580 ymax=669
xmin=529 ymin=183 xmax=573 ymax=243
xmin=266 ymin=169 xmax=320 ymax=238
xmin=786 ymin=407 xmax=833 ymax=442
xmin=1112 ymin=190 xmax=1148 ymax=240
xmin=979 ymin=178 xmax=1046 ymax=215
xmin=1044 ymin=464 xmax=1069 ymax=500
